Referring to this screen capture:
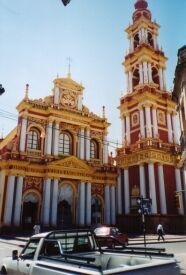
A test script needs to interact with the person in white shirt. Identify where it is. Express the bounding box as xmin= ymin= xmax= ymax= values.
xmin=157 ymin=223 xmax=165 ymax=241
